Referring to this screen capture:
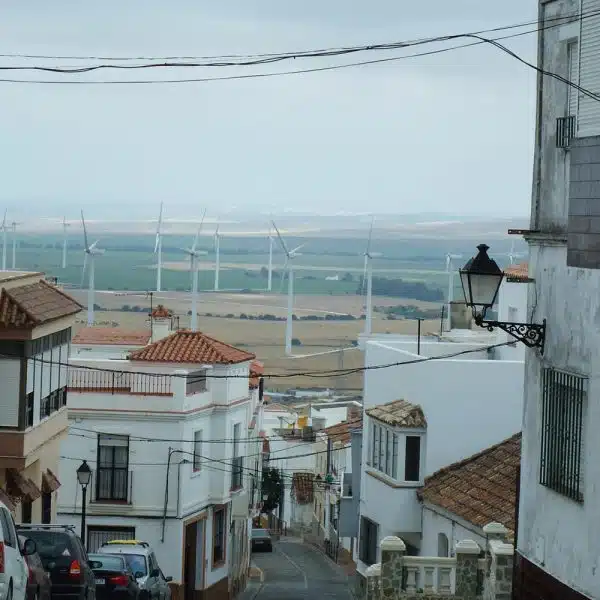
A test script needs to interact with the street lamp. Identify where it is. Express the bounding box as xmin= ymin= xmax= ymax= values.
xmin=76 ymin=460 xmax=91 ymax=547
xmin=459 ymin=244 xmax=546 ymax=353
